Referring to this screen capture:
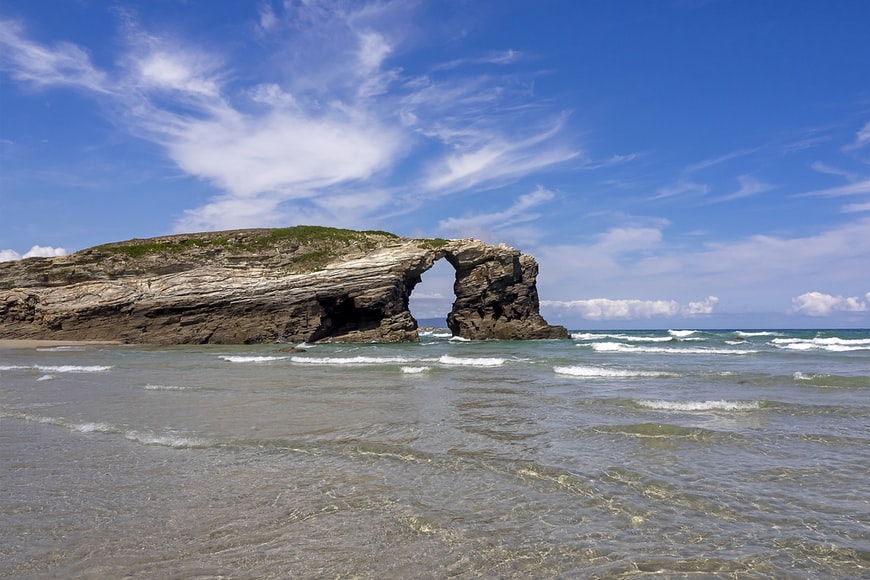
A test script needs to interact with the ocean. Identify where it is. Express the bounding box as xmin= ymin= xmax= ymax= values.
xmin=2 ymin=329 xmax=868 ymax=578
